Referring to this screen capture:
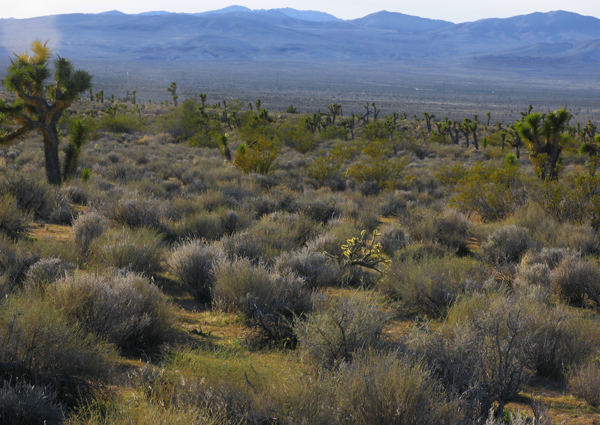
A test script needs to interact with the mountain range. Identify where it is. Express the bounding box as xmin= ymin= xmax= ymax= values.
xmin=0 ymin=7 xmax=598 ymax=78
